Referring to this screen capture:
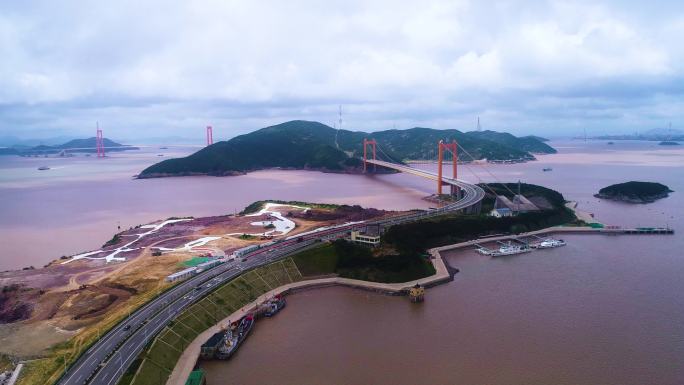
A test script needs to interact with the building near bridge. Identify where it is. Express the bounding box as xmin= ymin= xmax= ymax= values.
xmin=490 ymin=207 xmax=513 ymax=218
xmin=196 ymin=258 xmax=223 ymax=272
xmin=350 ymin=224 xmax=381 ymax=246
xmin=166 ymin=266 xmax=198 ymax=282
